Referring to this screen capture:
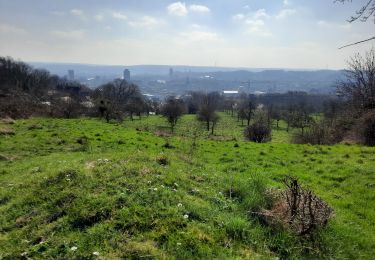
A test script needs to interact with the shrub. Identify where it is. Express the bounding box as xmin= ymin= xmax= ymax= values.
xmin=156 ymin=155 xmax=168 ymax=166
xmin=292 ymin=122 xmax=336 ymax=145
xmin=256 ymin=177 xmax=333 ymax=237
xmin=0 ymin=127 xmax=15 ymax=135
xmin=76 ymin=136 xmax=90 ymax=151
xmin=244 ymin=122 xmax=271 ymax=143
xmin=356 ymin=110 xmax=375 ymax=146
